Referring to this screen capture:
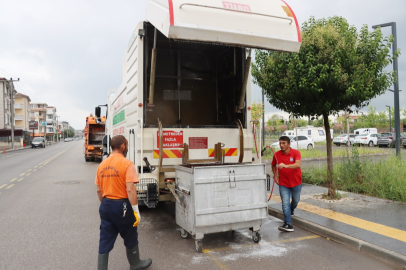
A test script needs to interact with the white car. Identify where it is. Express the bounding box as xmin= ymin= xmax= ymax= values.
xmin=353 ymin=133 xmax=378 ymax=147
xmin=333 ymin=134 xmax=347 ymax=146
xmin=271 ymin=135 xmax=314 ymax=150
